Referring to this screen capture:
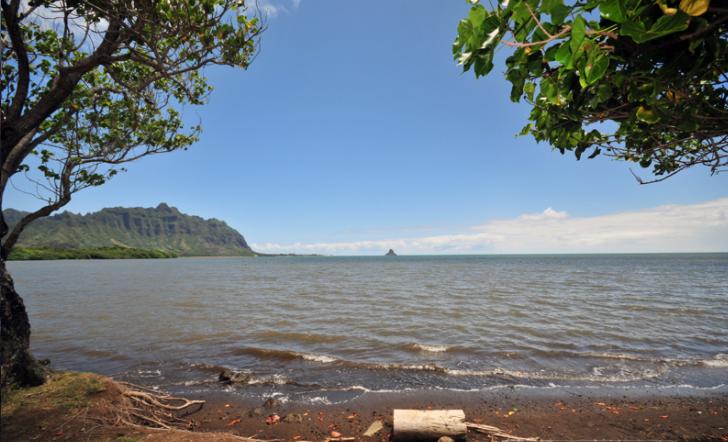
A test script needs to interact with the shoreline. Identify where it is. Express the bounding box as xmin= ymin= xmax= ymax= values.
xmin=3 ymin=371 xmax=727 ymax=441
xmin=183 ymin=385 xmax=728 ymax=440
